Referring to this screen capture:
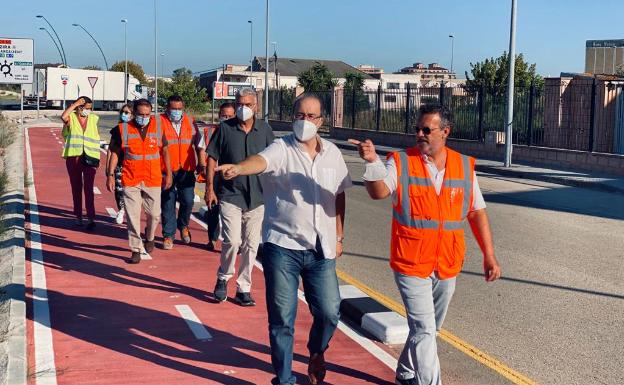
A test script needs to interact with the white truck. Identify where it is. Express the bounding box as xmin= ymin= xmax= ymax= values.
xmin=24 ymin=67 xmax=147 ymax=110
